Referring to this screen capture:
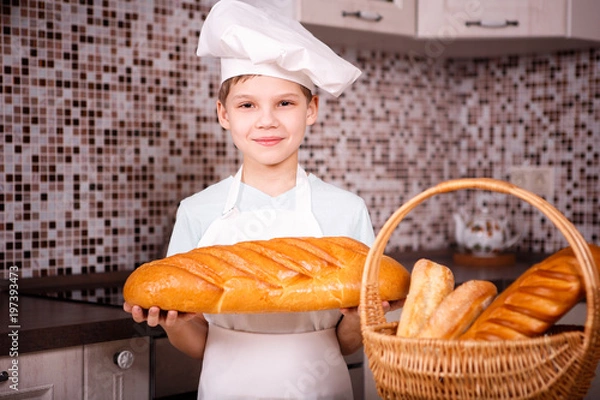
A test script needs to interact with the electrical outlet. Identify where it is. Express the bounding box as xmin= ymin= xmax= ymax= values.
xmin=509 ymin=166 xmax=554 ymax=200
